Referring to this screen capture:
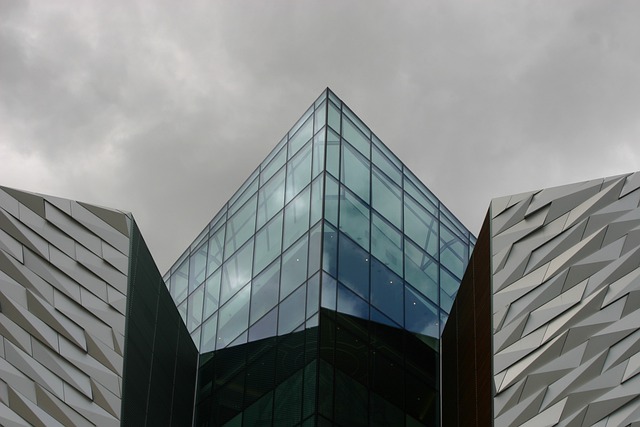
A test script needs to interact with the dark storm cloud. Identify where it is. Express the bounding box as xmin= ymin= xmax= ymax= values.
xmin=1 ymin=0 xmax=638 ymax=272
